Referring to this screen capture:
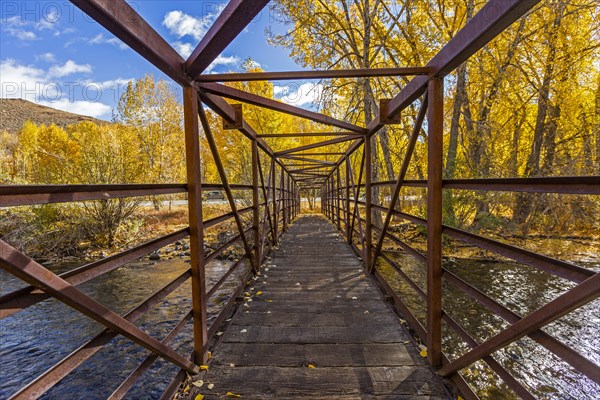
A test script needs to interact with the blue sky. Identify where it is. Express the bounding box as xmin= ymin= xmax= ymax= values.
xmin=0 ymin=1 xmax=319 ymax=120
